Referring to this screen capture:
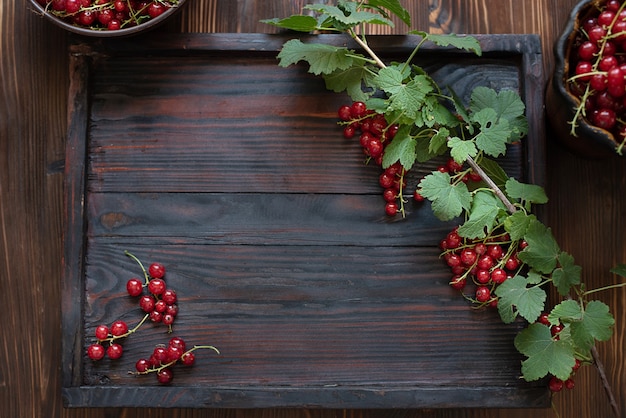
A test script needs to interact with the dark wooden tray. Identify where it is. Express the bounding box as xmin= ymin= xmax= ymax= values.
xmin=62 ymin=33 xmax=546 ymax=409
